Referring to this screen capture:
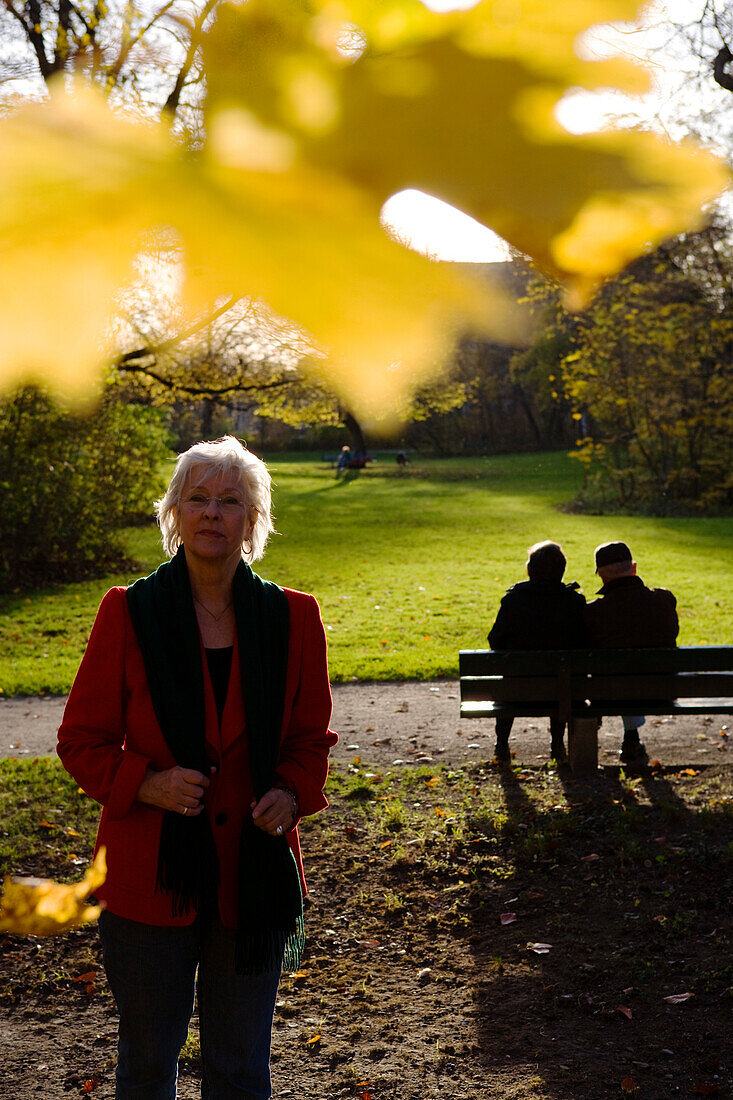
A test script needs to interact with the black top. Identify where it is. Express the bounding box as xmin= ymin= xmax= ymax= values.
xmin=205 ymin=646 xmax=233 ymax=725
xmin=488 ymin=579 xmax=587 ymax=650
xmin=585 ymin=575 xmax=678 ymax=648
